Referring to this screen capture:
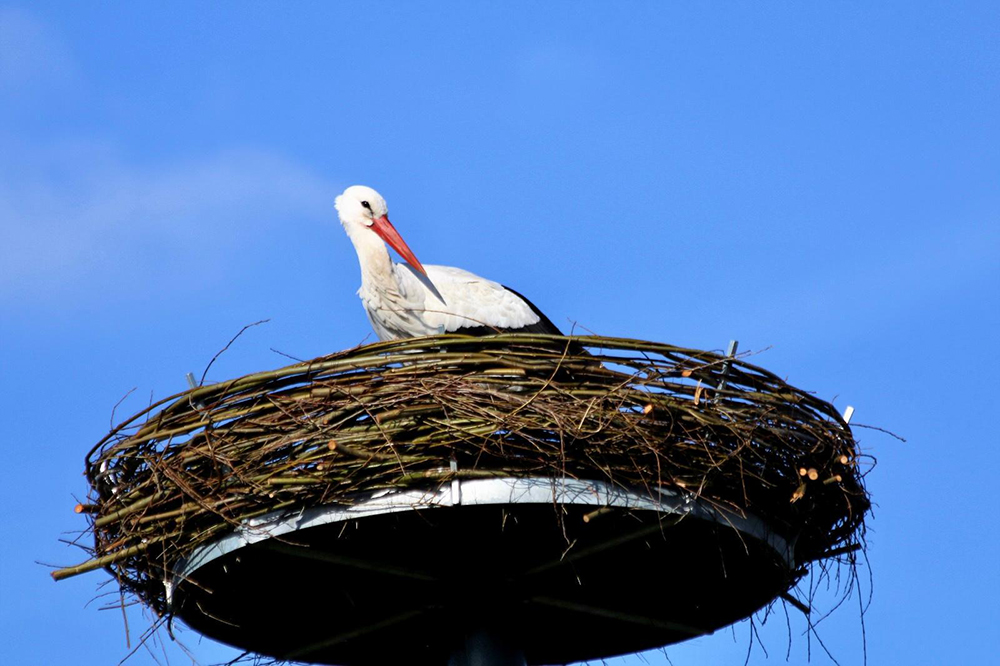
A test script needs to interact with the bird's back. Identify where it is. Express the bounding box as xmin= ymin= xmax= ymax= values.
xmin=361 ymin=262 xmax=559 ymax=339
